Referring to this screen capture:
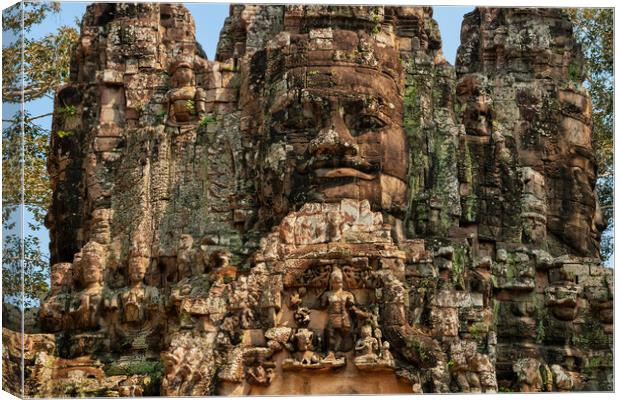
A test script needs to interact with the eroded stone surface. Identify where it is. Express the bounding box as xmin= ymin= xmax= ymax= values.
xmin=2 ymin=4 xmax=612 ymax=396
